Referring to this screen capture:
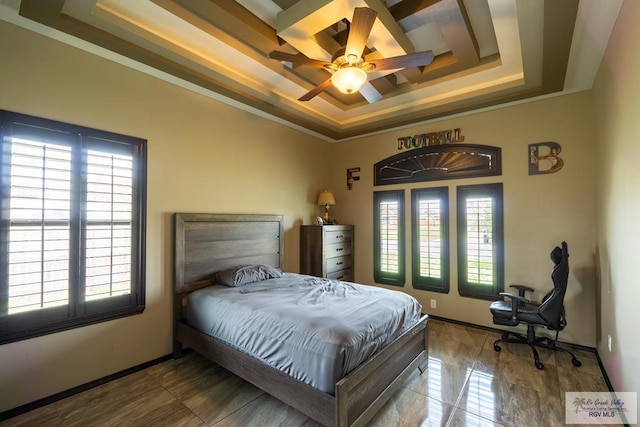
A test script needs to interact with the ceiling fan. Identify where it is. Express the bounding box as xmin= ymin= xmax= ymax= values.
xmin=269 ymin=7 xmax=434 ymax=102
